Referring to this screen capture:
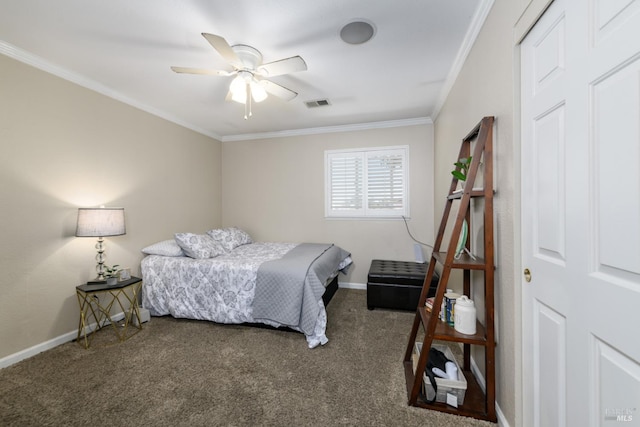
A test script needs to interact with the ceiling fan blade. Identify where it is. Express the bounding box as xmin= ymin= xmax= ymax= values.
xmin=257 ymin=56 xmax=307 ymax=77
xmin=171 ymin=66 xmax=233 ymax=76
xmin=262 ymin=80 xmax=298 ymax=101
xmin=201 ymin=33 xmax=241 ymax=66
